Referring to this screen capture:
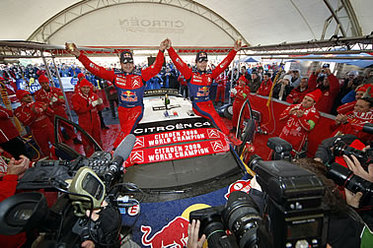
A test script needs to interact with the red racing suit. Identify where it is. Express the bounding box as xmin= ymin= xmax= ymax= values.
xmin=34 ymin=87 xmax=77 ymax=140
xmin=71 ymin=90 xmax=102 ymax=157
xmin=215 ymin=72 xmax=227 ymax=103
xmin=77 ymin=51 xmax=164 ymax=147
xmin=231 ymin=85 xmax=250 ymax=129
xmin=330 ymin=110 xmax=373 ymax=143
xmin=336 ymin=101 xmax=356 ymax=115
xmin=256 ymin=79 xmax=273 ymax=96
xmin=279 ymin=103 xmax=320 ymax=152
xmin=15 ymin=101 xmax=55 ymax=157
xmin=168 ymin=47 xmax=237 ymax=135
xmin=0 ymin=106 xmax=19 ymax=143
xmin=308 ymin=73 xmax=339 ymax=113
xmin=286 ymin=87 xmax=311 ymax=104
